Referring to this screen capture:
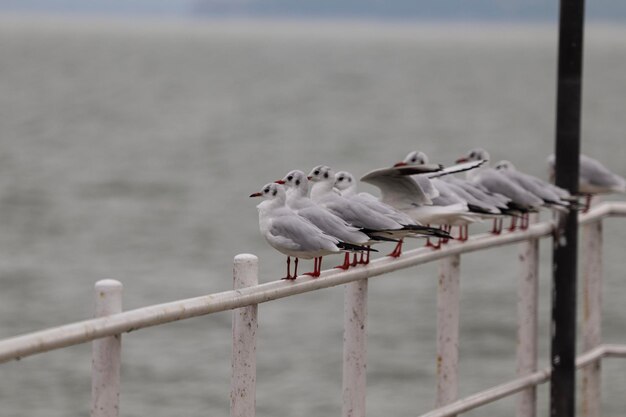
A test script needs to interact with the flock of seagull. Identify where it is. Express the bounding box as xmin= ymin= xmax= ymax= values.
xmin=250 ymin=148 xmax=626 ymax=280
